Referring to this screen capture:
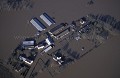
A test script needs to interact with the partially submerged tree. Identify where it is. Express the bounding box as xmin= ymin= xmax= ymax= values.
xmin=0 ymin=0 xmax=33 ymax=11
xmin=0 ymin=64 xmax=15 ymax=78
xmin=87 ymin=0 xmax=94 ymax=5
